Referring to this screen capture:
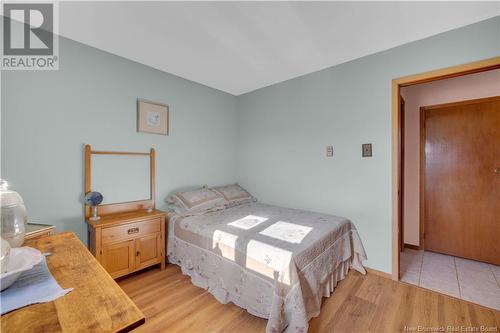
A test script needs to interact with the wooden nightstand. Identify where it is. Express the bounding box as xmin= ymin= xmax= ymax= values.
xmin=84 ymin=145 xmax=166 ymax=279
xmin=86 ymin=209 xmax=166 ymax=279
